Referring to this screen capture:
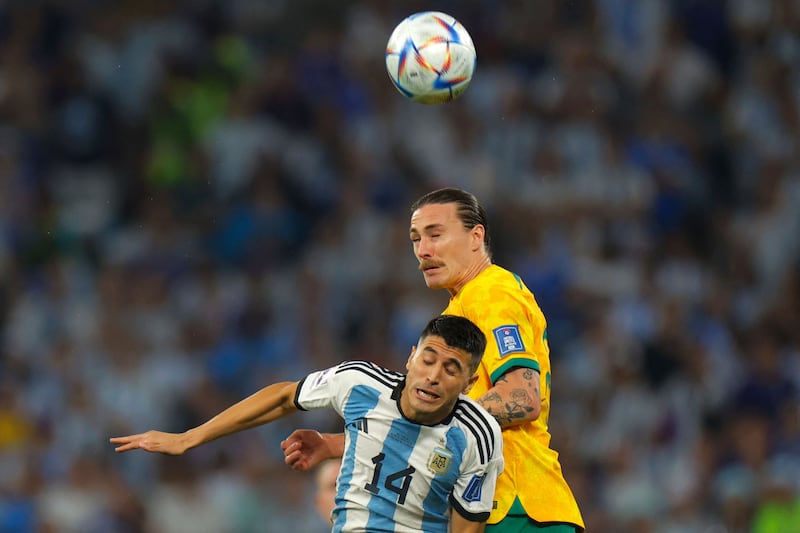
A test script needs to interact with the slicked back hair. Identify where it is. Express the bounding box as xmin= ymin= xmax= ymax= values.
xmin=410 ymin=188 xmax=491 ymax=257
